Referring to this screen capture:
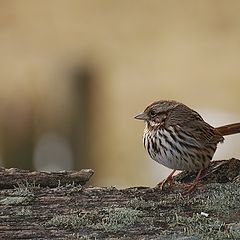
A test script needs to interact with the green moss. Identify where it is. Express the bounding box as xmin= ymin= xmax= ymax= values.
xmin=42 ymin=182 xmax=240 ymax=238
xmin=16 ymin=207 xmax=32 ymax=216
xmin=55 ymin=182 xmax=83 ymax=195
xmin=96 ymin=207 xmax=143 ymax=231
xmin=65 ymin=233 xmax=97 ymax=239
xmin=64 ymin=233 xmax=97 ymax=240
xmin=189 ymin=183 xmax=240 ymax=214
xmin=170 ymin=213 xmax=240 ymax=239
xmin=46 ymin=213 xmax=90 ymax=229
xmin=0 ymin=182 xmax=35 ymax=205
xmin=46 ymin=206 xmax=143 ymax=232
xmin=126 ymin=184 xmax=240 ymax=239
xmin=128 ymin=192 xmax=185 ymax=211
xmin=0 ymin=196 xmax=30 ymax=205
xmin=128 ymin=197 xmax=156 ymax=210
